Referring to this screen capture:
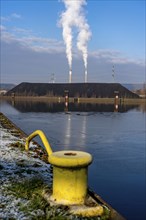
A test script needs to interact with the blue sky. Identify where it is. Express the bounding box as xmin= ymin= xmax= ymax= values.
xmin=1 ymin=0 xmax=145 ymax=84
